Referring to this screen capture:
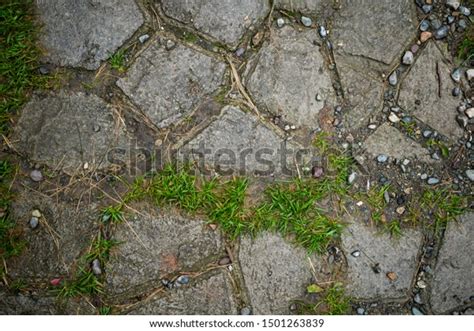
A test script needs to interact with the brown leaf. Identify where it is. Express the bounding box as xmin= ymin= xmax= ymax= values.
xmin=386 ymin=272 xmax=397 ymax=281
